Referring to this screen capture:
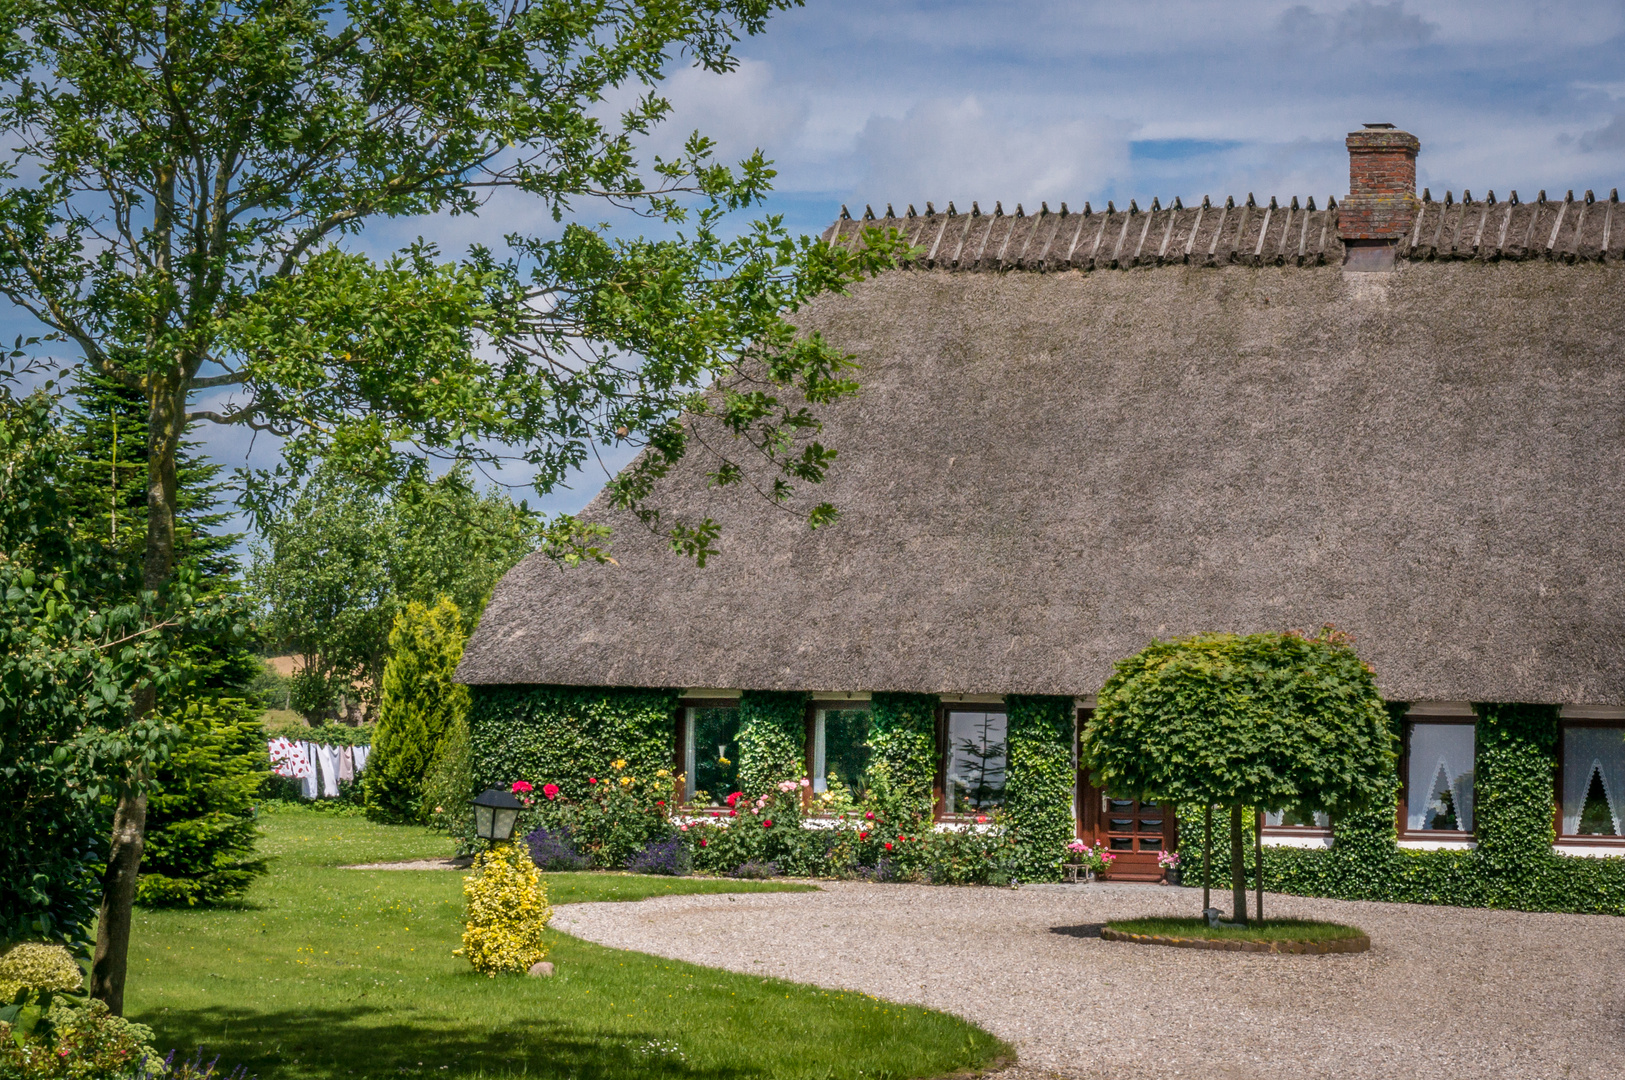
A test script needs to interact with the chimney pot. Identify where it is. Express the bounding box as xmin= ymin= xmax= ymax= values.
xmin=1340 ymin=124 xmax=1421 ymax=242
